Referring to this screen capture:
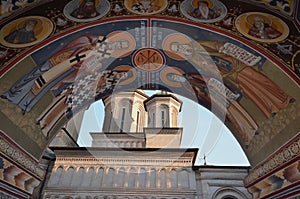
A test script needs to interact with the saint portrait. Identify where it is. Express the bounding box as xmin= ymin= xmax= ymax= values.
xmin=124 ymin=0 xmax=168 ymax=15
xmin=0 ymin=16 xmax=53 ymax=48
xmin=235 ymin=12 xmax=289 ymax=43
xmin=180 ymin=0 xmax=227 ymax=23
xmin=162 ymin=33 xmax=295 ymax=119
xmin=63 ymin=0 xmax=110 ymax=22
